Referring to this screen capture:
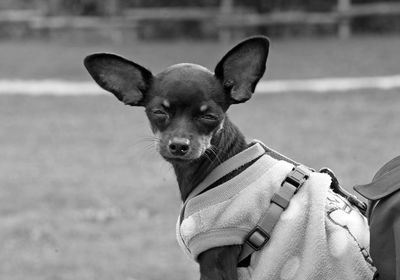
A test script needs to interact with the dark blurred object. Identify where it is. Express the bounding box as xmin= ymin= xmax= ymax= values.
xmin=0 ymin=0 xmax=400 ymax=41
xmin=354 ymin=156 xmax=400 ymax=280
